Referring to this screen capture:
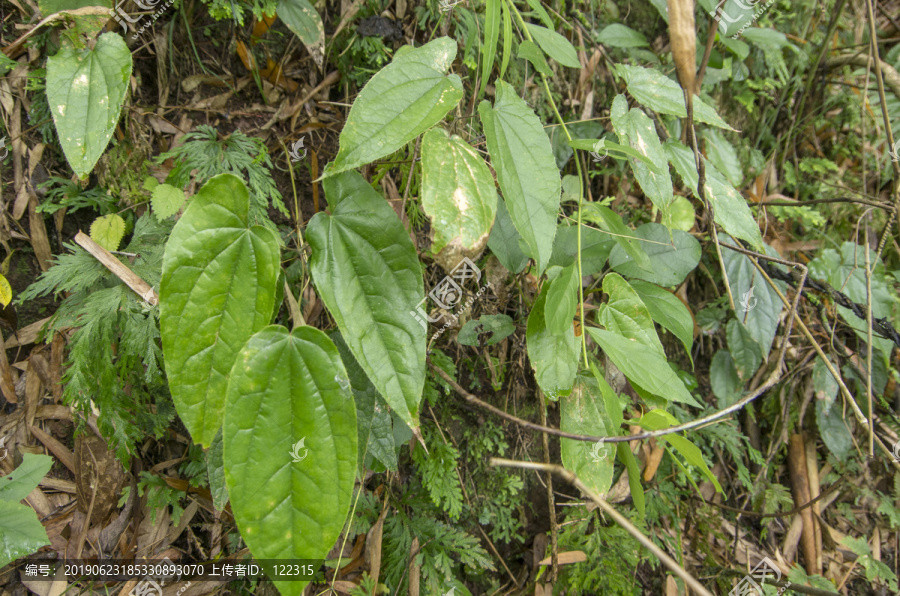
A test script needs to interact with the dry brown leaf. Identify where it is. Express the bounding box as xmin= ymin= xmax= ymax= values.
xmin=538 ymin=550 xmax=588 ymax=565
